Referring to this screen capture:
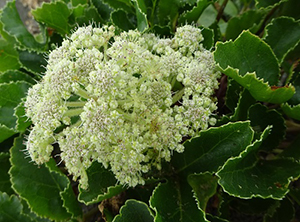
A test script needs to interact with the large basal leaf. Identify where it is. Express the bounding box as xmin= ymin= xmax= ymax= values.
xmin=282 ymin=103 xmax=300 ymax=120
xmin=101 ymin=0 xmax=135 ymax=14
xmin=178 ymin=0 xmax=212 ymax=25
xmin=0 ymin=192 xmax=32 ymax=222
xmin=32 ymin=1 xmax=72 ymax=36
xmin=225 ymin=78 xmax=243 ymax=112
xmin=225 ymin=10 xmax=266 ymax=40
xmin=150 ymin=179 xmax=208 ymax=222
xmin=0 ymin=153 xmax=14 ymax=195
xmin=133 ymin=0 xmax=149 ymax=32
xmin=157 ymin=0 xmax=179 ymax=29
xmin=113 ymin=199 xmax=154 ymax=222
xmin=9 ymin=136 xmax=73 ymax=220
xmin=91 ymin=0 xmax=113 ymax=21
xmin=215 ymin=67 xmax=294 ymax=104
xmin=217 ymin=127 xmax=300 ymax=199
xmin=171 ymin=121 xmax=253 ymax=175
xmin=0 ymin=125 xmax=17 ymax=144
xmin=0 ymin=39 xmax=21 ymax=72
xmin=78 ymin=161 xmax=125 ymax=205
xmin=248 ymin=103 xmax=286 ymax=150
xmin=0 ymin=0 xmax=45 ymax=50
xmin=187 ymin=172 xmax=218 ymax=211
xmin=263 ymin=17 xmax=300 ymax=64
xmin=214 ymin=31 xmax=279 ymax=85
